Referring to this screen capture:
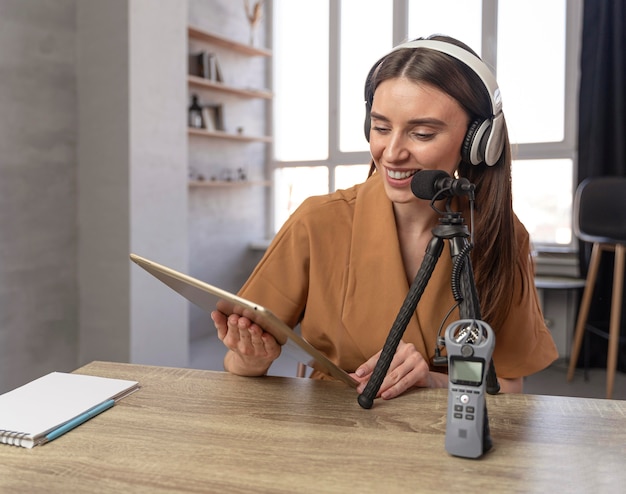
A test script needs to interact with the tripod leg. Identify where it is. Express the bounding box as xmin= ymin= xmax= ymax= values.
xmin=358 ymin=236 xmax=444 ymax=409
